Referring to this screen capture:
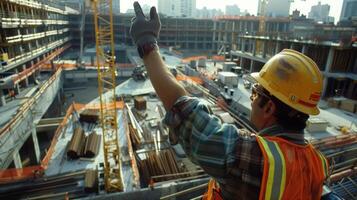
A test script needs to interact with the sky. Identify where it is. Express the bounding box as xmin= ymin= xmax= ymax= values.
xmin=120 ymin=0 xmax=344 ymax=23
